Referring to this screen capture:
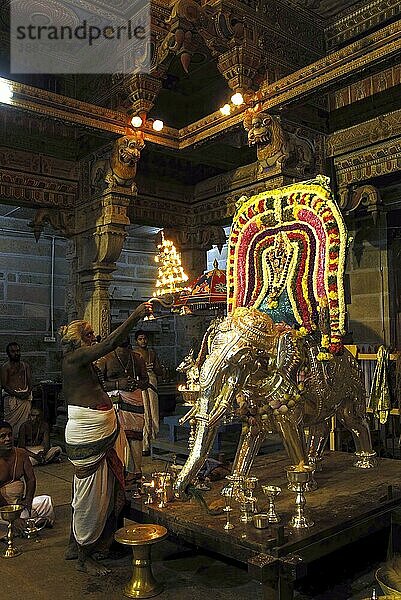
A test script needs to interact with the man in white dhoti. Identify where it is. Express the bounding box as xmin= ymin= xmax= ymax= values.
xmin=0 ymin=343 xmax=33 ymax=441
xmin=134 ymin=330 xmax=163 ymax=454
xmin=59 ymin=301 xmax=152 ymax=576
xmin=18 ymin=406 xmax=62 ymax=466
xmin=98 ymin=340 xmax=148 ymax=484
xmin=0 ymin=420 xmax=54 ymax=538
